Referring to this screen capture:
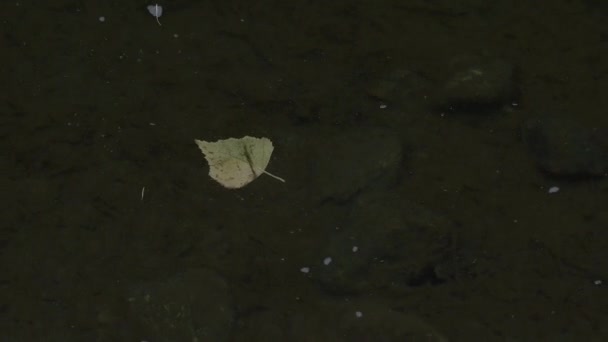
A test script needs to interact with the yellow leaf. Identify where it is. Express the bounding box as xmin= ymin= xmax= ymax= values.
xmin=194 ymin=136 xmax=285 ymax=189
